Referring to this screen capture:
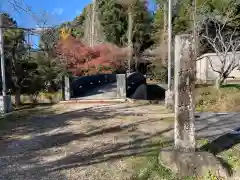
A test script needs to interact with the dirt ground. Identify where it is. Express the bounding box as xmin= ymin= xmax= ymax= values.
xmin=0 ymin=102 xmax=174 ymax=180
